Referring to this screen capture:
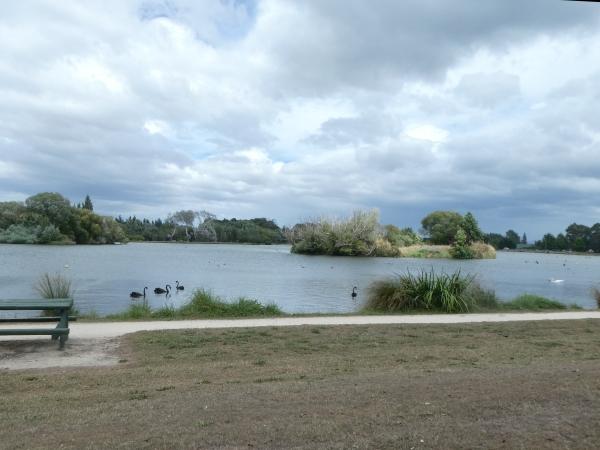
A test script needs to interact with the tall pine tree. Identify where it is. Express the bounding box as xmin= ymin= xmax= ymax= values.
xmin=83 ymin=195 xmax=93 ymax=211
